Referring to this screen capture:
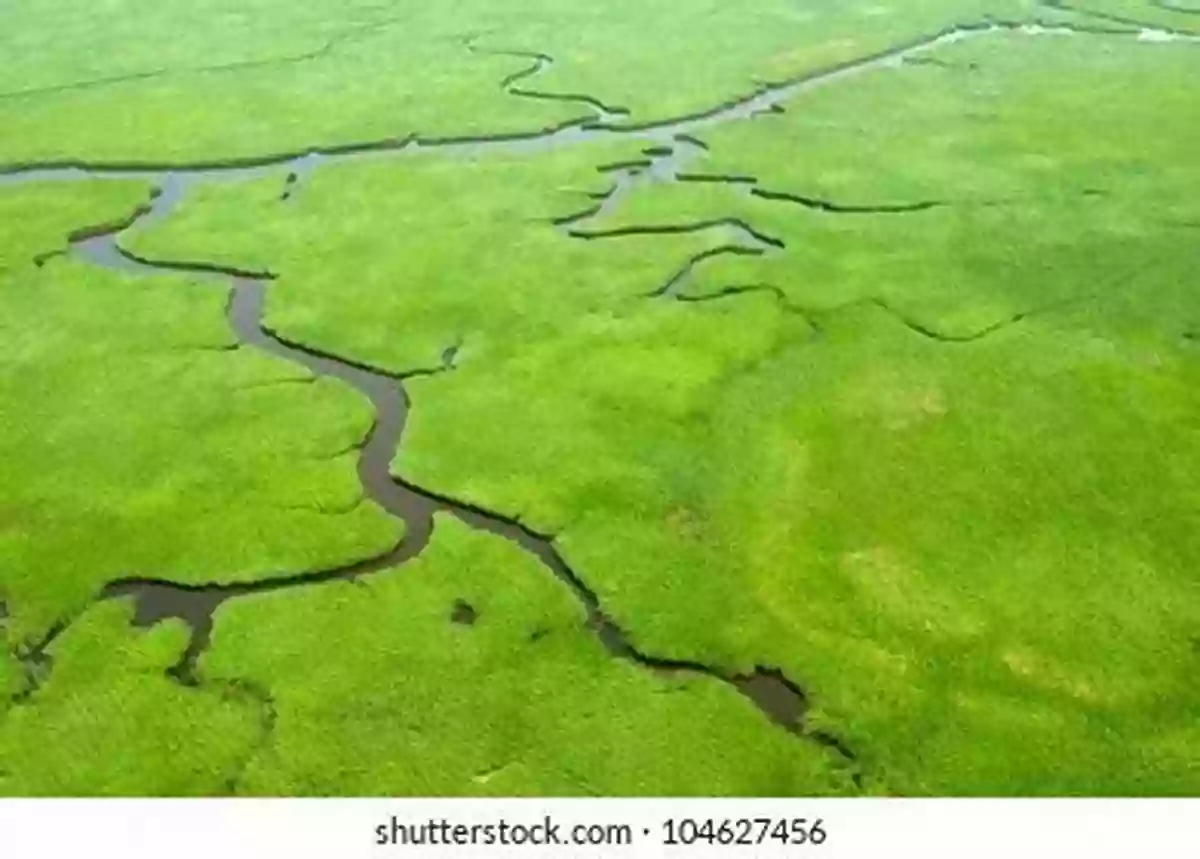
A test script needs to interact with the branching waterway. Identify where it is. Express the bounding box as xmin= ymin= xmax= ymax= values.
xmin=3 ymin=17 xmax=1196 ymax=787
